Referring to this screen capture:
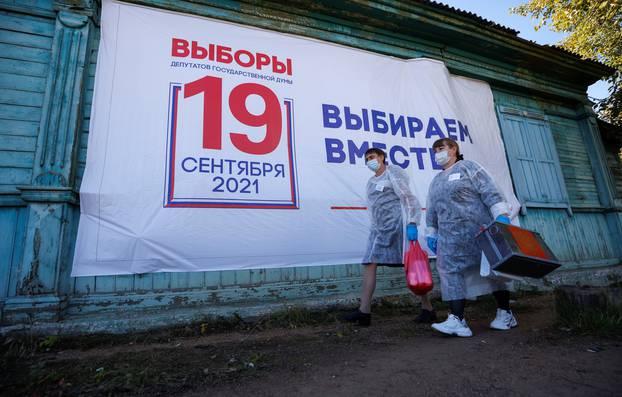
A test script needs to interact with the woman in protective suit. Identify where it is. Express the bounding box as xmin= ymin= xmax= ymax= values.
xmin=343 ymin=148 xmax=432 ymax=326
xmin=426 ymin=138 xmax=517 ymax=337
